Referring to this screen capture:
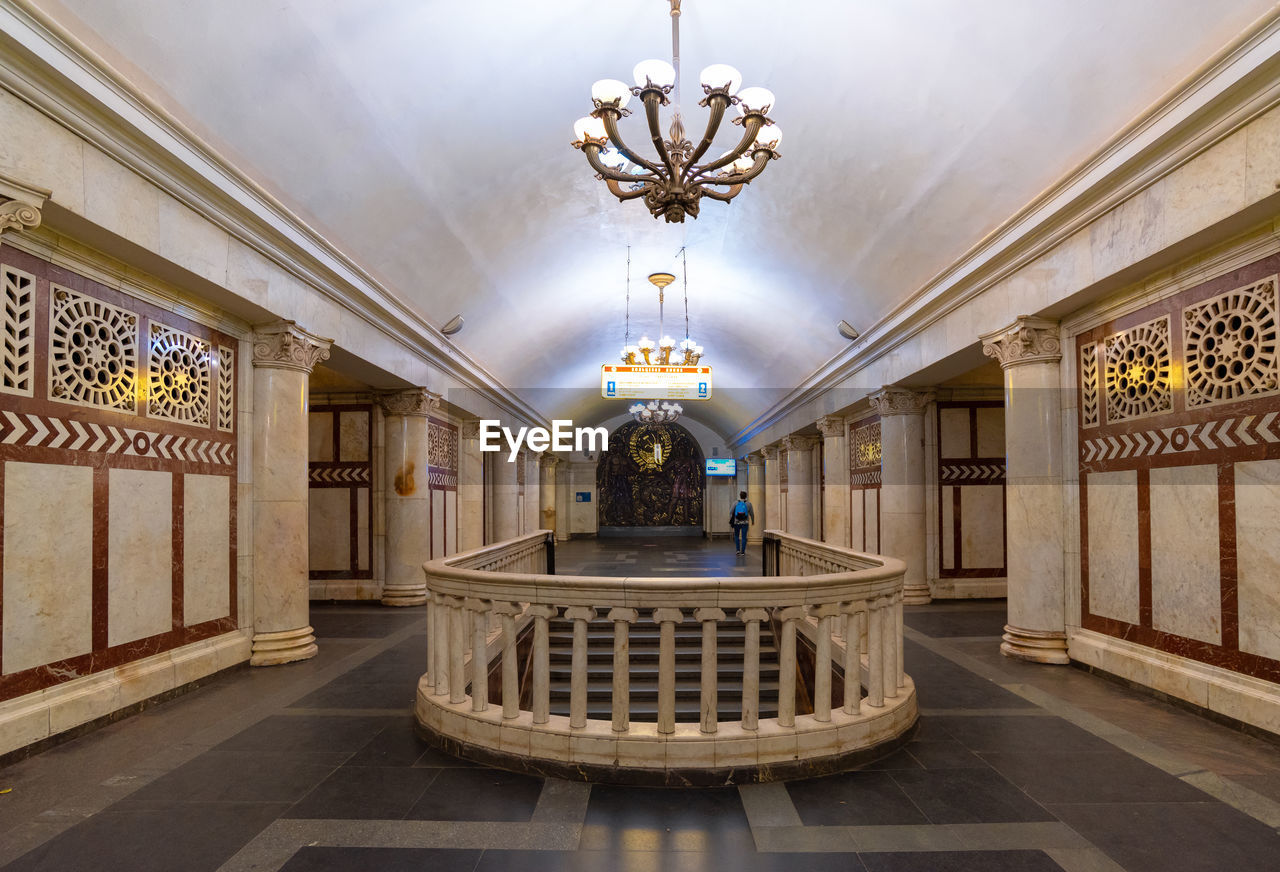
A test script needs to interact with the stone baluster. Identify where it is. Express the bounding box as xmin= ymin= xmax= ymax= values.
xmin=811 ymin=603 xmax=841 ymax=722
xmin=842 ymin=602 xmax=865 ymax=715
xmin=466 ymin=598 xmax=490 ymax=712
xmin=652 ymin=608 xmax=685 ymax=735
xmin=432 ymin=592 xmax=449 ymax=697
xmin=866 ymin=597 xmax=886 ymax=707
xmin=527 ymin=604 xmax=558 ymax=724
xmin=493 ymin=601 xmax=522 ymax=719
xmin=895 ymin=593 xmax=906 ymax=689
xmin=425 ymin=595 xmax=436 ymax=688
xmin=883 ymin=593 xmax=899 ymax=699
xmin=565 ymin=606 xmax=597 ymax=729
xmin=447 ymin=597 xmax=467 ymax=705
xmin=608 ymin=608 xmax=639 ymax=732
xmin=695 ymin=608 xmax=725 ymax=734
xmin=737 ymin=607 xmax=769 ymax=731
xmin=776 ymin=605 xmax=806 ymax=727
